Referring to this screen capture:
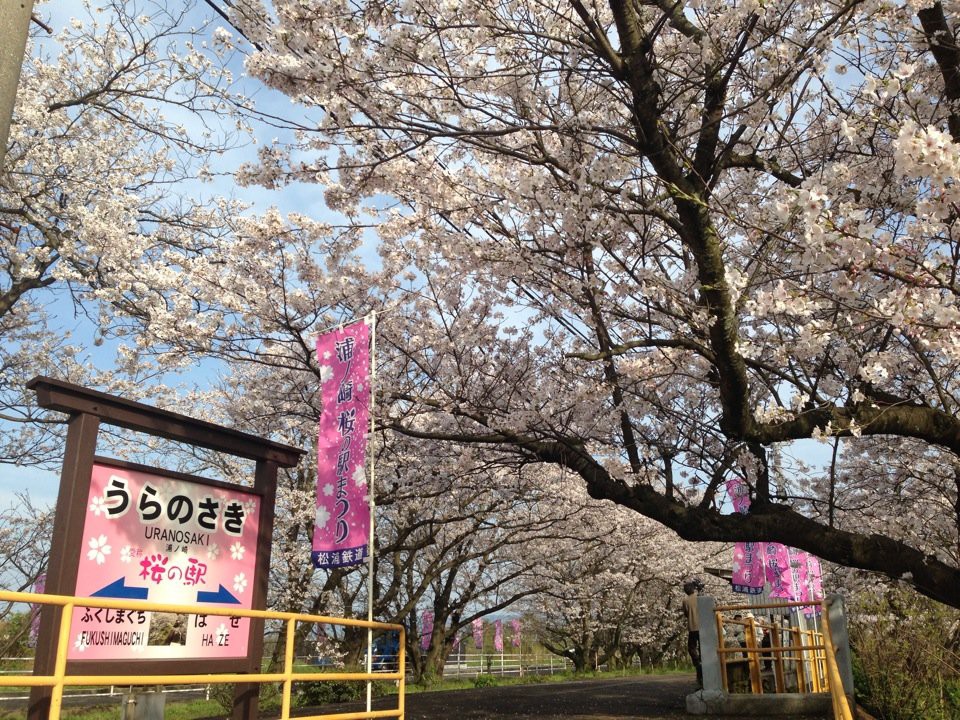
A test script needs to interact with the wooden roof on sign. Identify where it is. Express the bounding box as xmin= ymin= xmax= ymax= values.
xmin=27 ymin=375 xmax=304 ymax=468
